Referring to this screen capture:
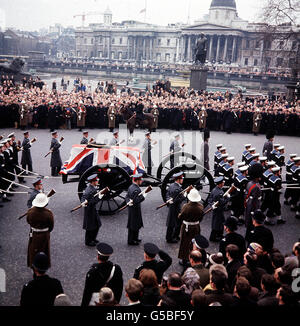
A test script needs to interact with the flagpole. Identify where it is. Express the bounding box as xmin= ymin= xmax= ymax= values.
xmin=144 ymin=0 xmax=147 ymax=23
